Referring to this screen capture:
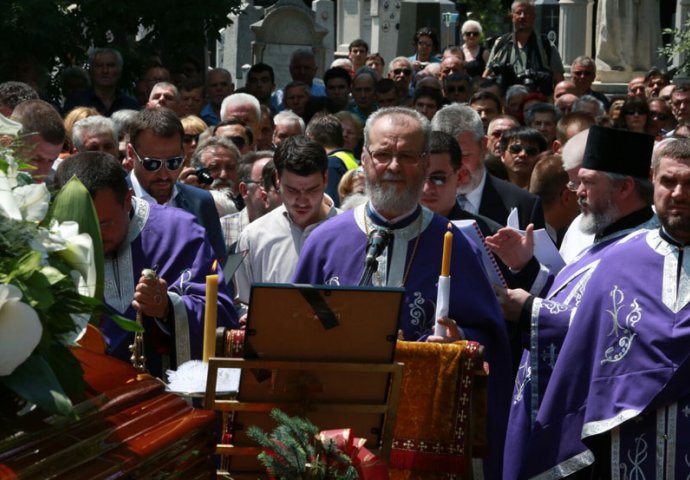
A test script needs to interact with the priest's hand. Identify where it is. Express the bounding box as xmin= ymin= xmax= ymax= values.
xmin=493 ymin=286 xmax=530 ymax=322
xmin=133 ymin=275 xmax=170 ymax=319
xmin=485 ymin=223 xmax=535 ymax=271
xmin=427 ymin=317 xmax=466 ymax=343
